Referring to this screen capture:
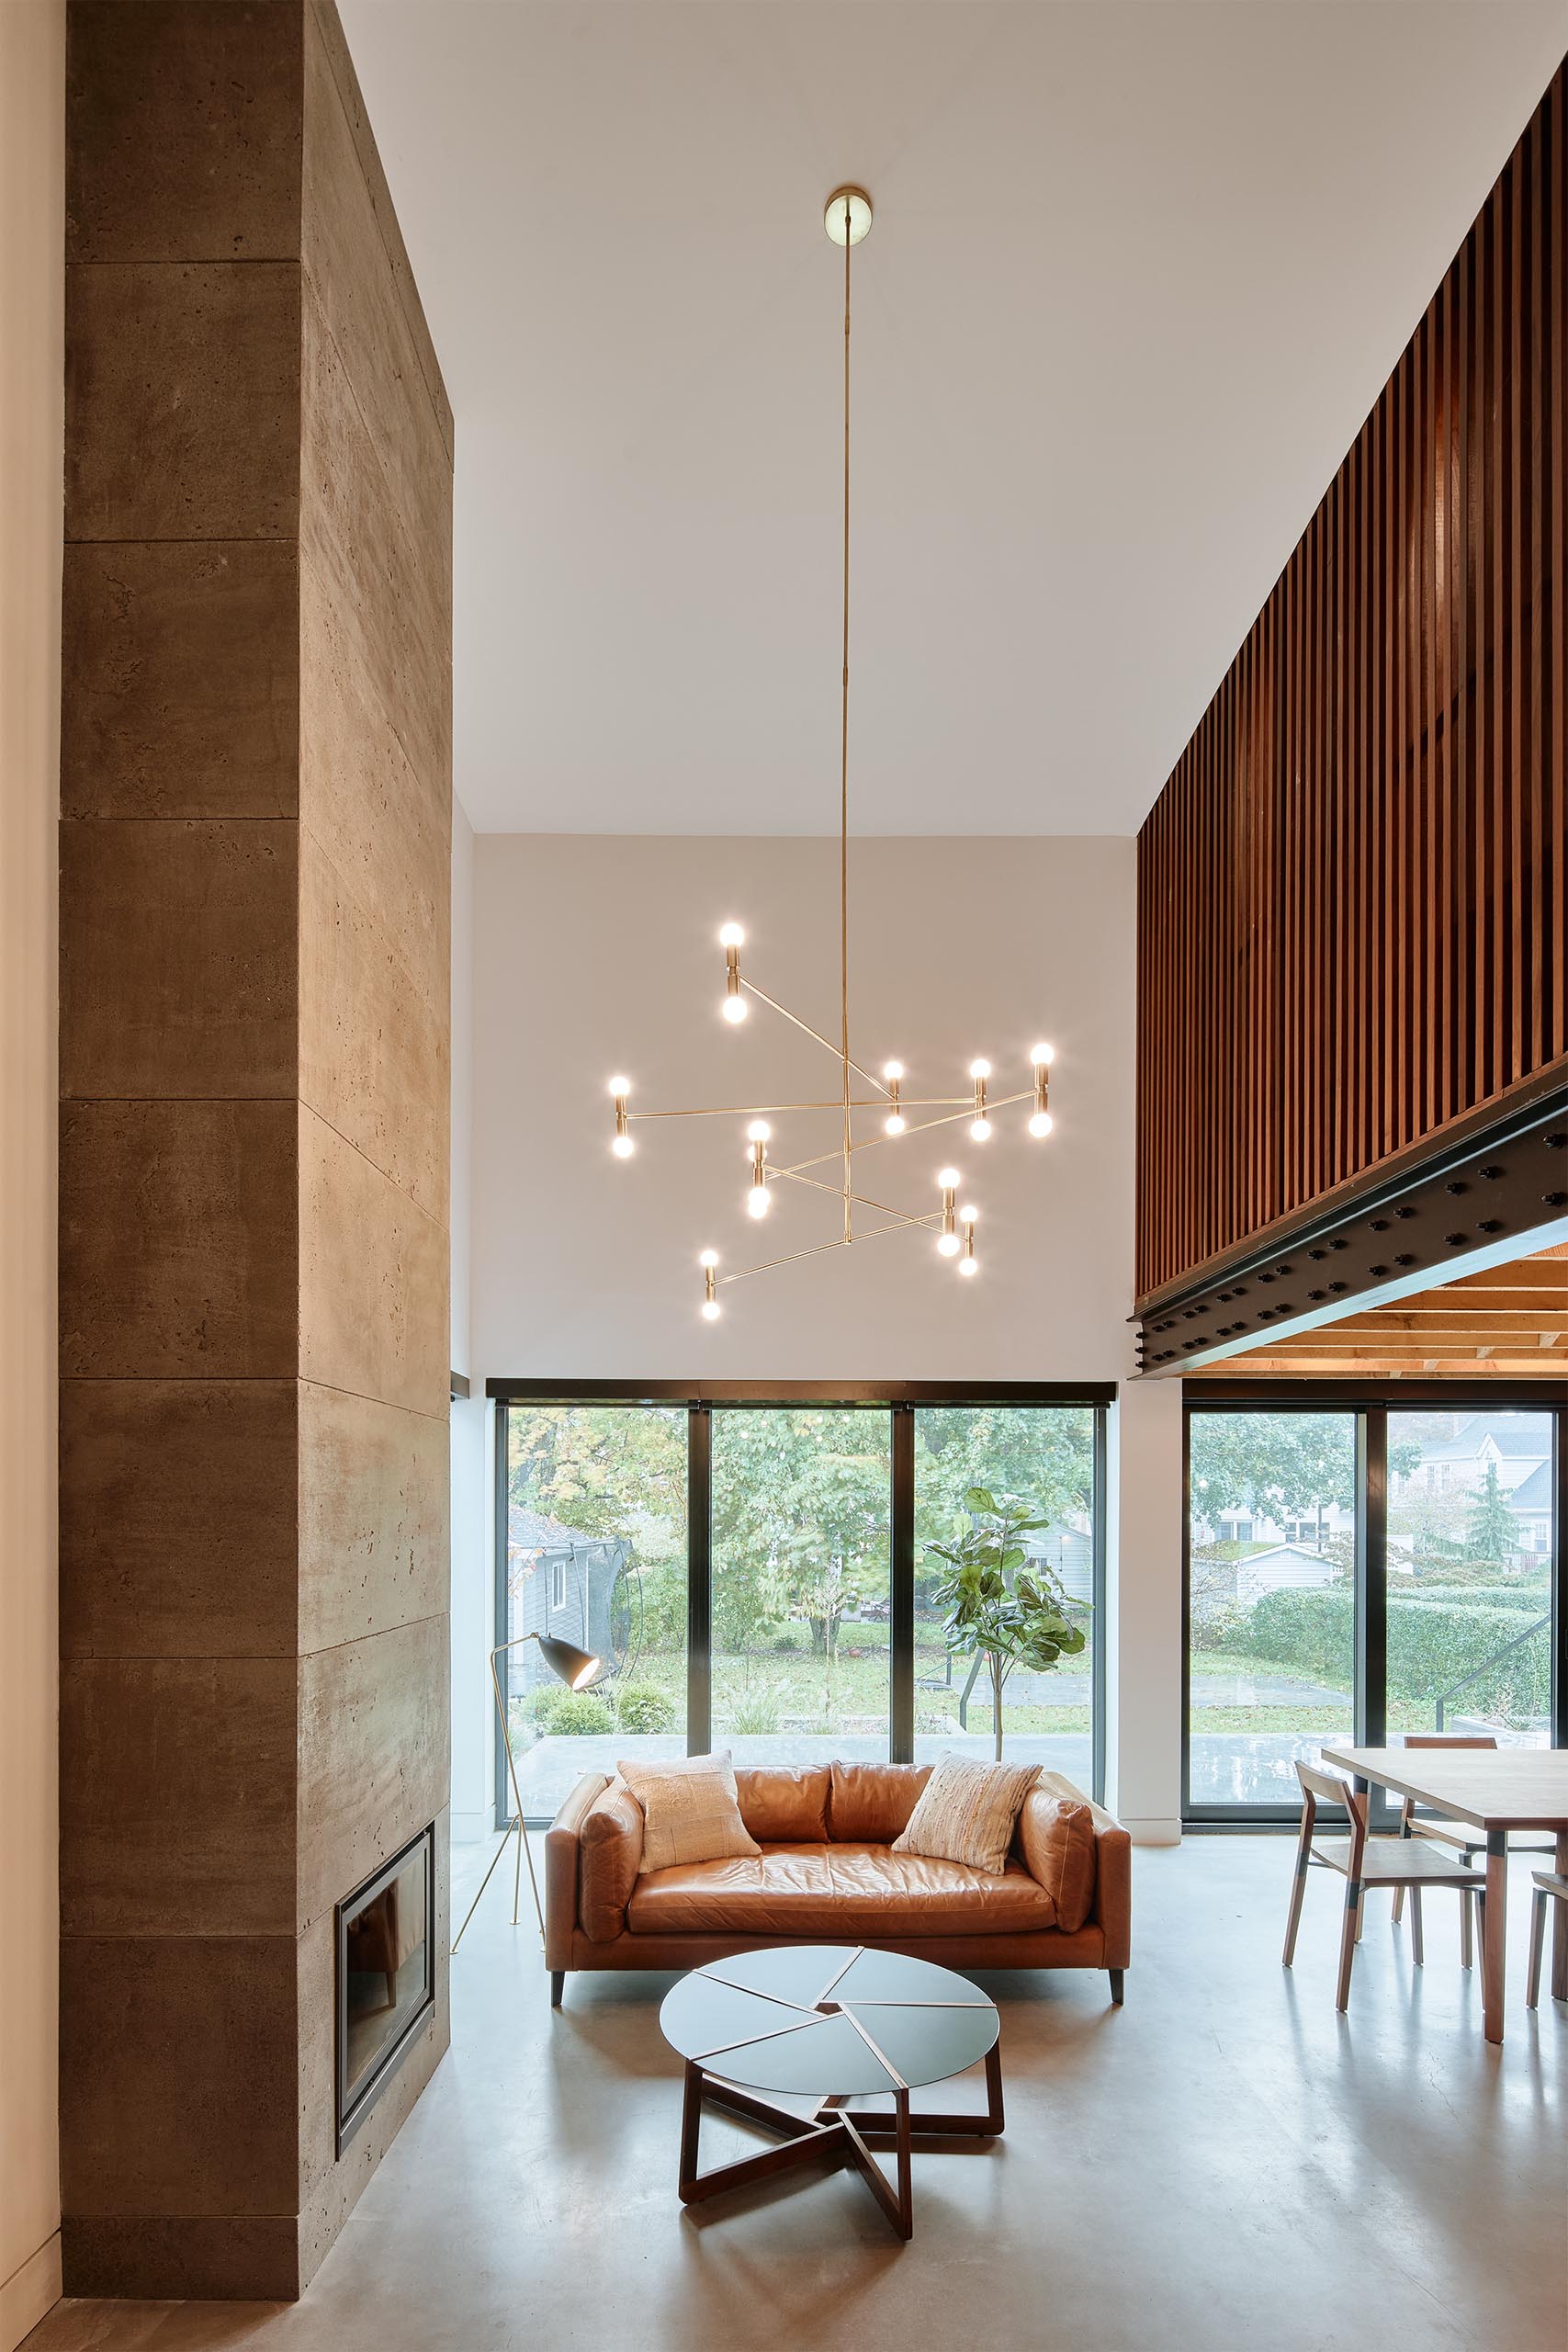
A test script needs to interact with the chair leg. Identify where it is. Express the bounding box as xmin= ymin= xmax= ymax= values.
xmin=1108 ymin=1968 xmax=1124 ymax=2005
xmin=1392 ymin=1883 xmax=1405 ymax=1924
xmin=1336 ymin=1882 xmax=1359 ymax=2011
xmin=1354 ymin=1883 xmax=1367 ymax=1943
xmin=1408 ymin=1886 xmax=1424 ymax=1965
xmin=550 ymin=1971 xmax=565 ymax=2008
xmin=1282 ymin=1846 xmax=1311 ymax=1966
xmin=1473 ymin=1893 xmax=1487 ymax=2006
xmin=1460 ymin=1888 xmax=1473 ymax=1969
xmin=1527 ymin=1891 xmax=1547 ymax=2011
